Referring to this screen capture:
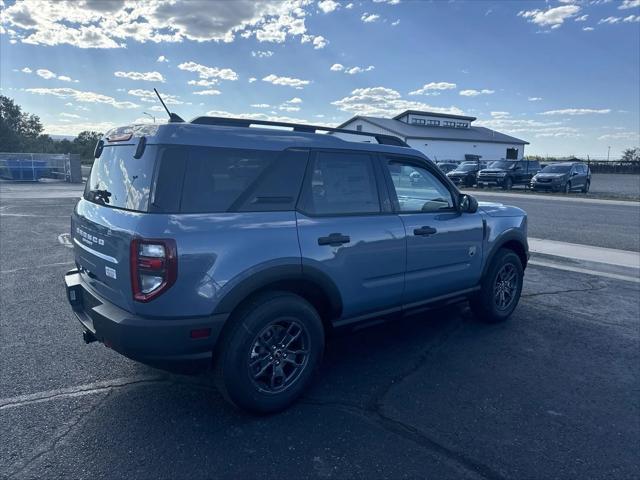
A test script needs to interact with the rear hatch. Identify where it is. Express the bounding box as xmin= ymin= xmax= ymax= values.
xmin=72 ymin=138 xmax=159 ymax=312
